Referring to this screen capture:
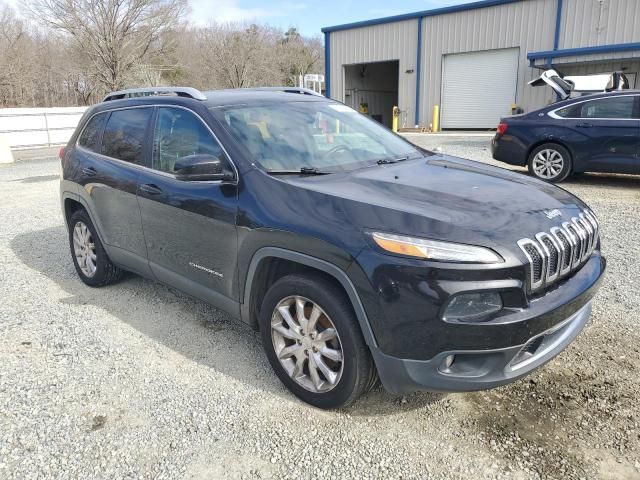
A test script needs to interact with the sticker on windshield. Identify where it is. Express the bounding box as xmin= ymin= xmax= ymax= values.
xmin=329 ymin=105 xmax=356 ymax=113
